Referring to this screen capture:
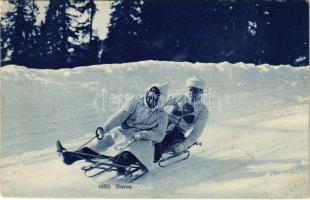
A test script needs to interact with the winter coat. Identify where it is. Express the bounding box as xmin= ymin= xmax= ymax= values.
xmin=90 ymin=83 xmax=169 ymax=170
xmin=165 ymin=94 xmax=208 ymax=148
